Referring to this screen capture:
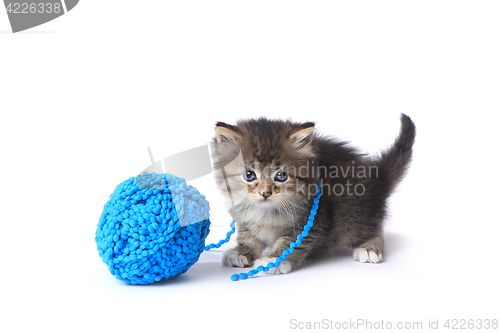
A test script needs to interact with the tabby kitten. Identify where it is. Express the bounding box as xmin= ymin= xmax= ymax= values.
xmin=211 ymin=114 xmax=415 ymax=274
